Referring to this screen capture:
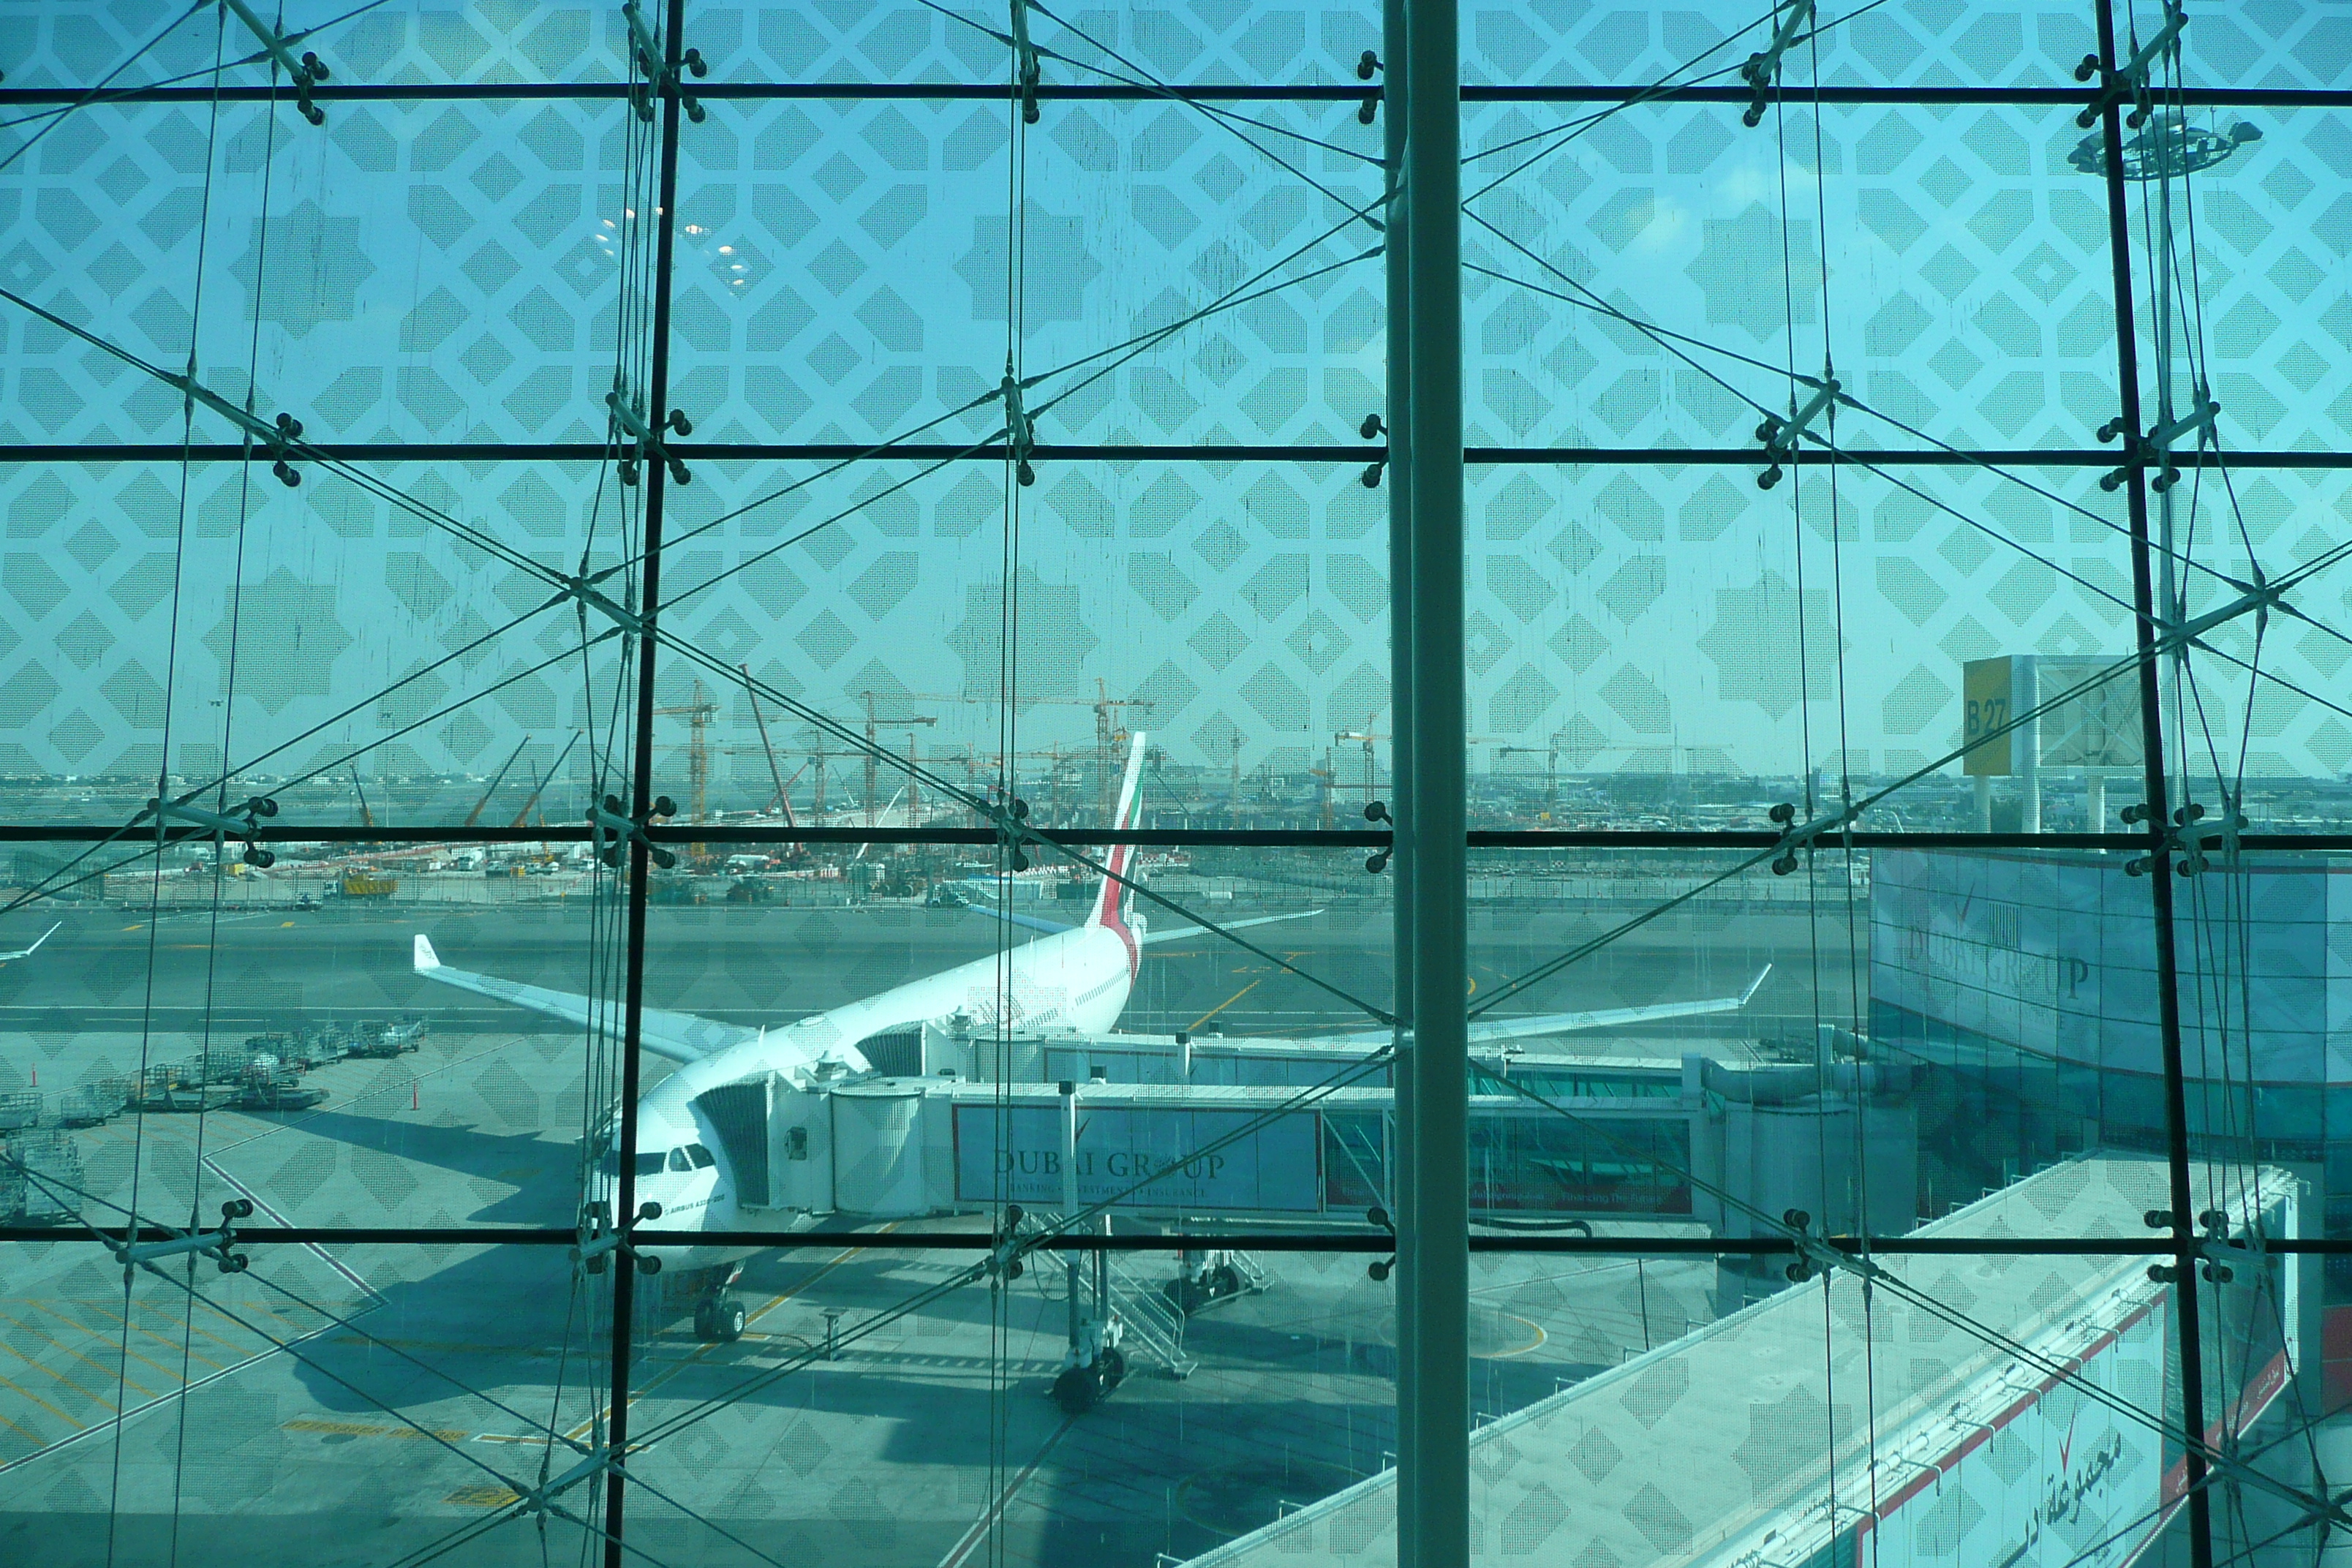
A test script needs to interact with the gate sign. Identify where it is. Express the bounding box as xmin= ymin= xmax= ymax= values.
xmin=1859 ymin=1308 xmax=2166 ymax=1568
xmin=2035 ymin=655 xmax=2144 ymax=770
xmin=952 ymin=1104 xmax=1323 ymax=1213
xmin=1963 ymin=657 xmax=2018 ymax=776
